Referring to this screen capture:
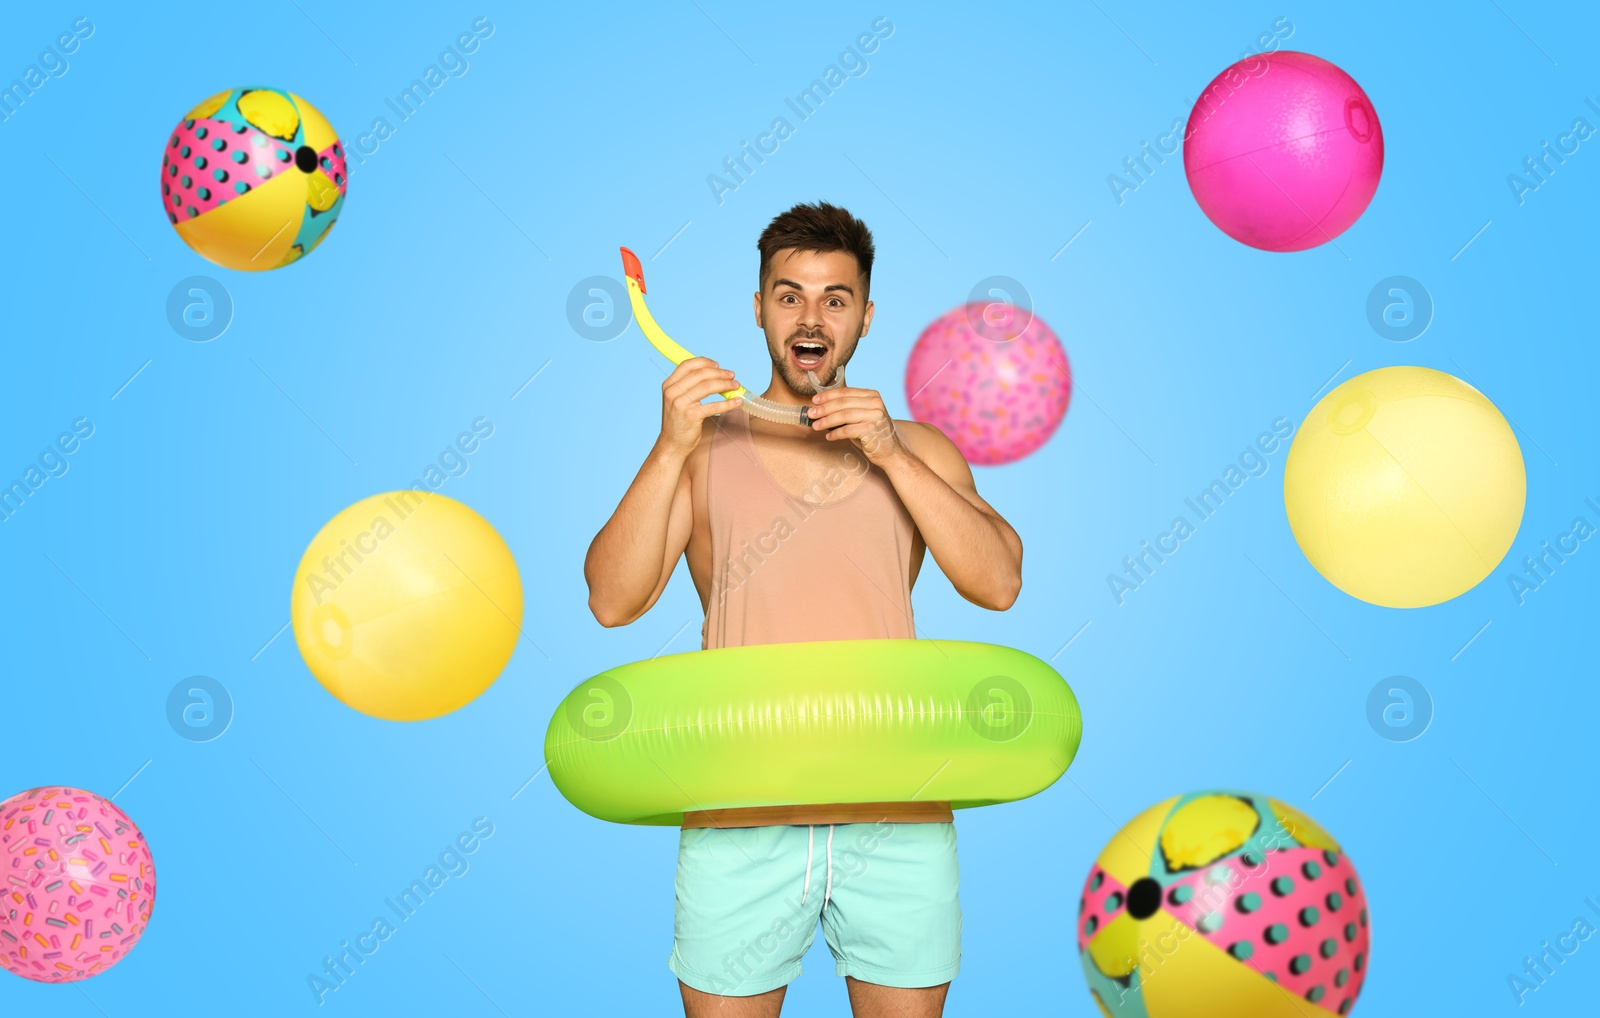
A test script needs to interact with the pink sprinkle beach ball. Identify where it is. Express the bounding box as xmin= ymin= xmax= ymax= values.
xmin=904 ymin=302 xmax=1071 ymax=466
xmin=0 ymin=786 xmax=156 ymax=983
